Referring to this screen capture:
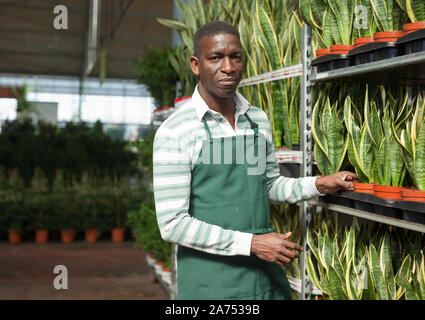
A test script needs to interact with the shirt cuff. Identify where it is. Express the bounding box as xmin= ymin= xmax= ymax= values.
xmin=303 ymin=176 xmax=326 ymax=197
xmin=231 ymin=231 xmax=253 ymax=256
